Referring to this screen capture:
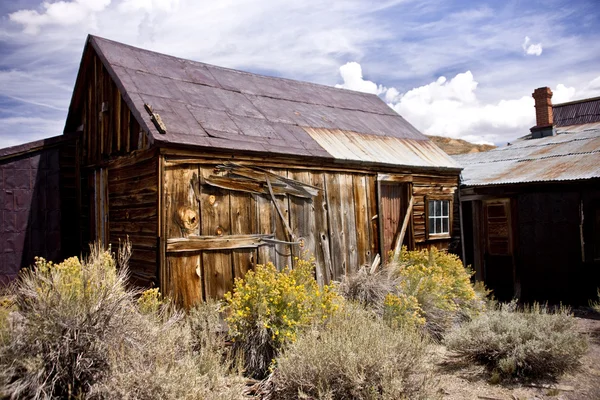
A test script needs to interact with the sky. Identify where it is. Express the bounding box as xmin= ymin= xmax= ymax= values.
xmin=1 ymin=0 xmax=599 ymax=149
